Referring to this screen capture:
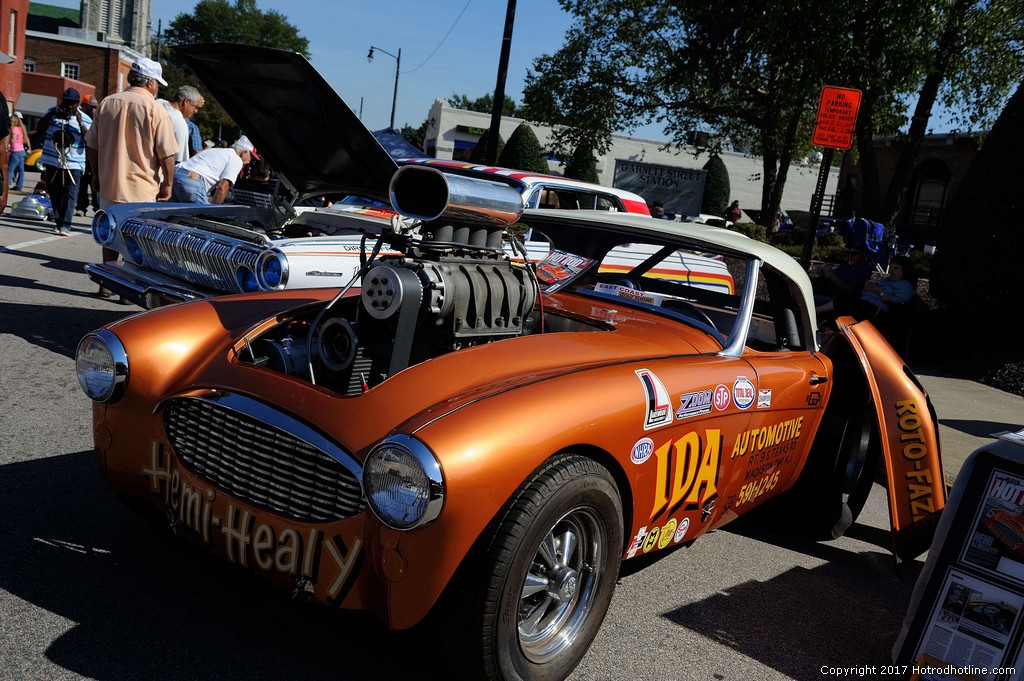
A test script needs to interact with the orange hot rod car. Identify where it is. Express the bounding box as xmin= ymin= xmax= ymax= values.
xmin=76 ymin=45 xmax=946 ymax=681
